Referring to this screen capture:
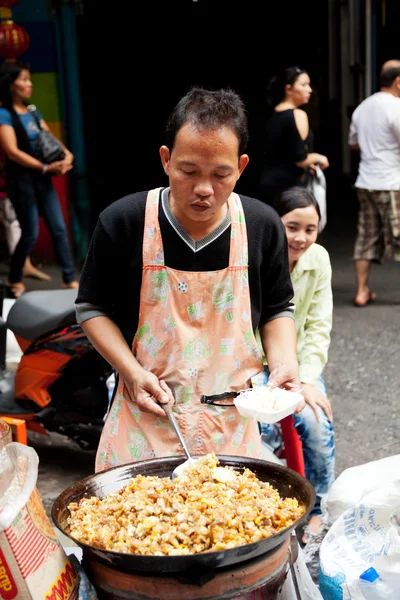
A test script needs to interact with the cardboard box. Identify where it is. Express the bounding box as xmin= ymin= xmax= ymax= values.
xmin=0 ymin=487 xmax=79 ymax=600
